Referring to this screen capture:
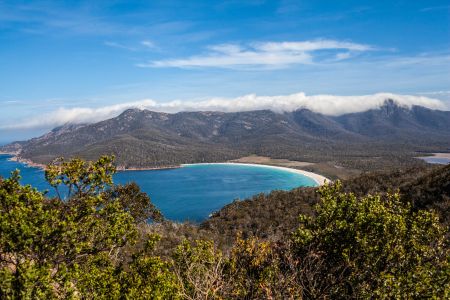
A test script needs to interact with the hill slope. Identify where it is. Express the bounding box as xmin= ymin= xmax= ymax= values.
xmin=2 ymin=99 xmax=450 ymax=171
xmin=200 ymin=164 xmax=450 ymax=244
